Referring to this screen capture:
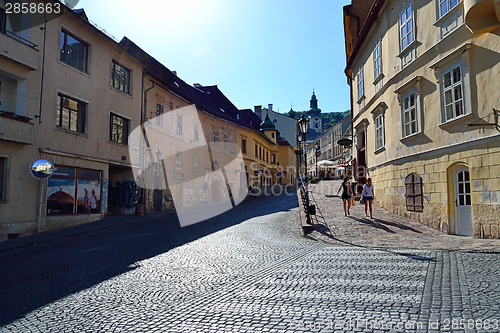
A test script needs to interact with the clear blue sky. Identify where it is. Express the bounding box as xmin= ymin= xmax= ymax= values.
xmin=77 ymin=0 xmax=351 ymax=114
